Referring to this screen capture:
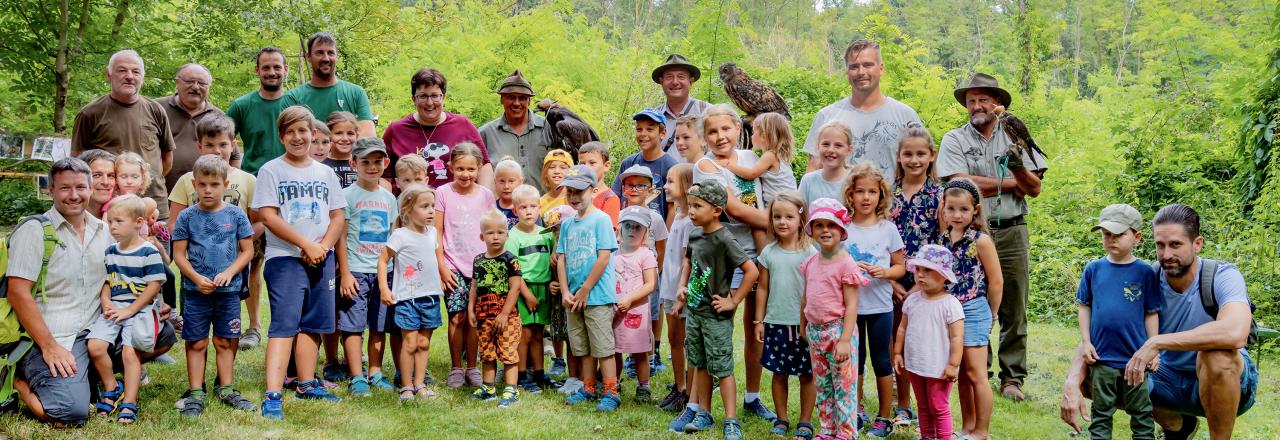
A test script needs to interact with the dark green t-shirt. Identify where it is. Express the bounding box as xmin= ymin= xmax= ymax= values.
xmin=226 ymin=91 xmax=300 ymax=174
xmin=685 ymin=226 xmax=749 ymax=320
xmin=285 ymin=80 xmax=373 ymax=124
